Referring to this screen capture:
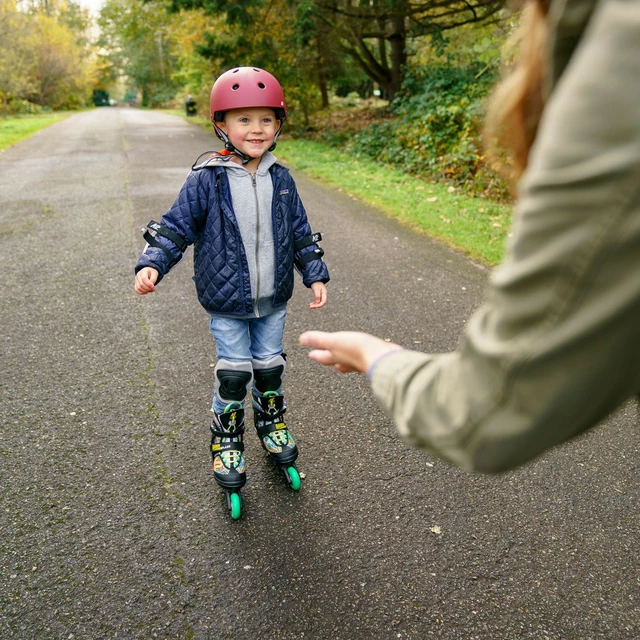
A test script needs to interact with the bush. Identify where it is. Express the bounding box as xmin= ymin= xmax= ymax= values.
xmin=0 ymin=97 xmax=51 ymax=117
xmin=347 ymin=65 xmax=511 ymax=200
